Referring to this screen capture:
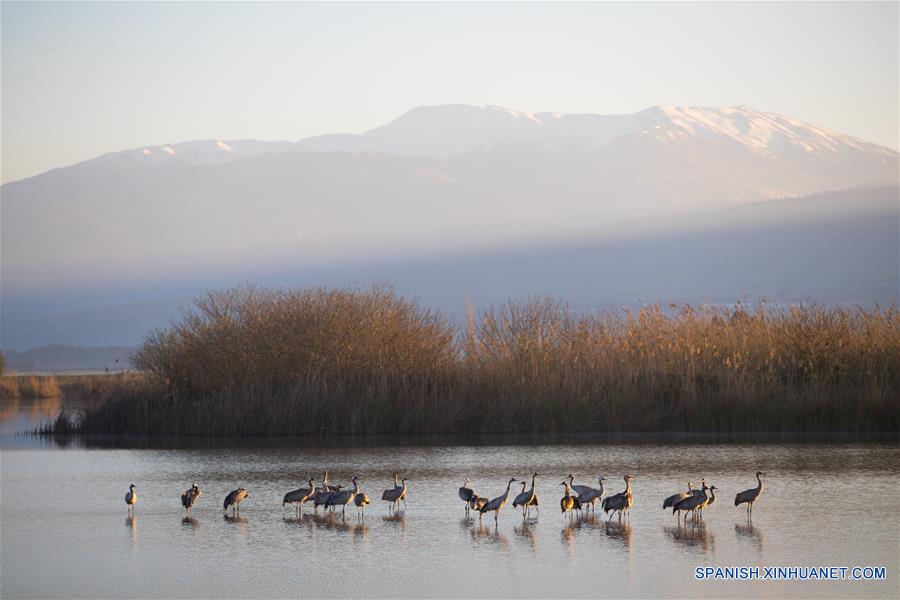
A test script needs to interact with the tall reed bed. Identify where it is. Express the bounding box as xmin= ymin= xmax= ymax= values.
xmin=72 ymin=286 xmax=900 ymax=436
xmin=0 ymin=374 xmax=62 ymax=399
